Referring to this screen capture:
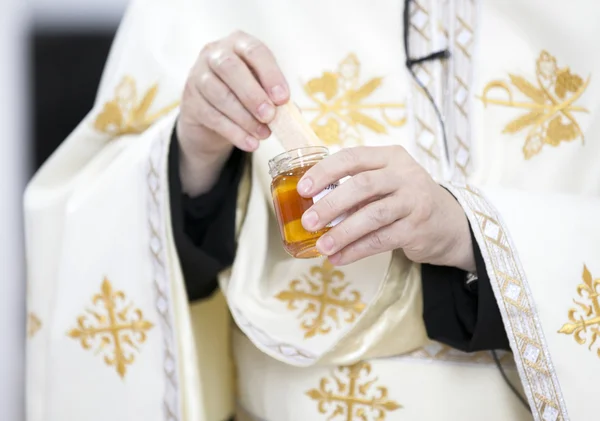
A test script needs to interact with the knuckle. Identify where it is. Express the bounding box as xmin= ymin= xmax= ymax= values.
xmin=209 ymin=49 xmax=236 ymax=70
xmin=368 ymin=233 xmax=385 ymax=250
xmin=198 ymin=72 xmax=214 ymax=91
xmin=368 ymin=204 xmax=391 ymax=226
xmin=245 ymin=92 xmax=268 ymax=108
xmin=241 ymin=39 xmax=268 ymax=57
xmin=221 ymin=88 xmax=238 ymax=107
xmin=340 ymin=148 xmax=360 ymax=166
xmin=200 ymin=41 xmax=219 ymax=56
xmin=322 ymin=195 xmax=337 ymax=213
xmin=341 ymin=223 xmax=352 ymax=239
xmin=352 ymin=172 xmax=372 ymax=191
